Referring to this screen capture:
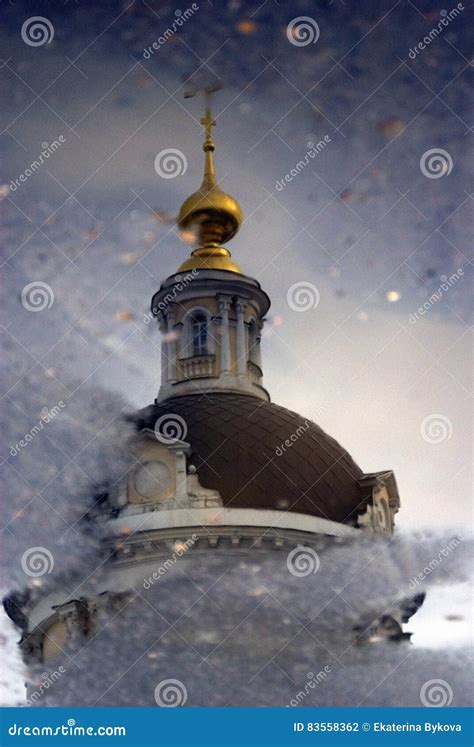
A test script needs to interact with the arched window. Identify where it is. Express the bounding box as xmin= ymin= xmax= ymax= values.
xmin=190 ymin=312 xmax=208 ymax=356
